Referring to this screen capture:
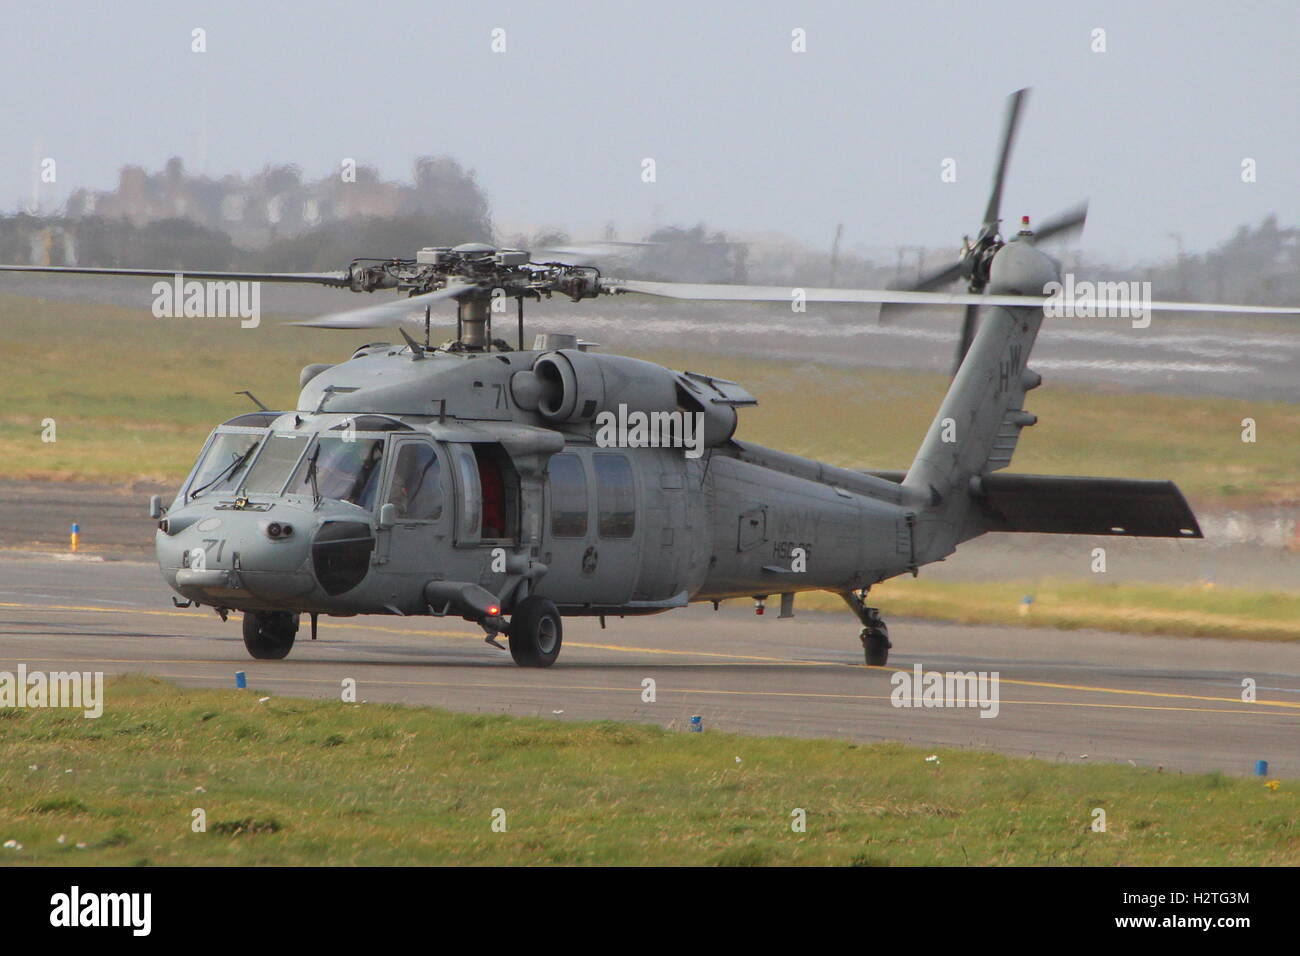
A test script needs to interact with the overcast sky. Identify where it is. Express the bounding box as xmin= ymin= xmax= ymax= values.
xmin=3 ymin=0 xmax=1296 ymax=262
